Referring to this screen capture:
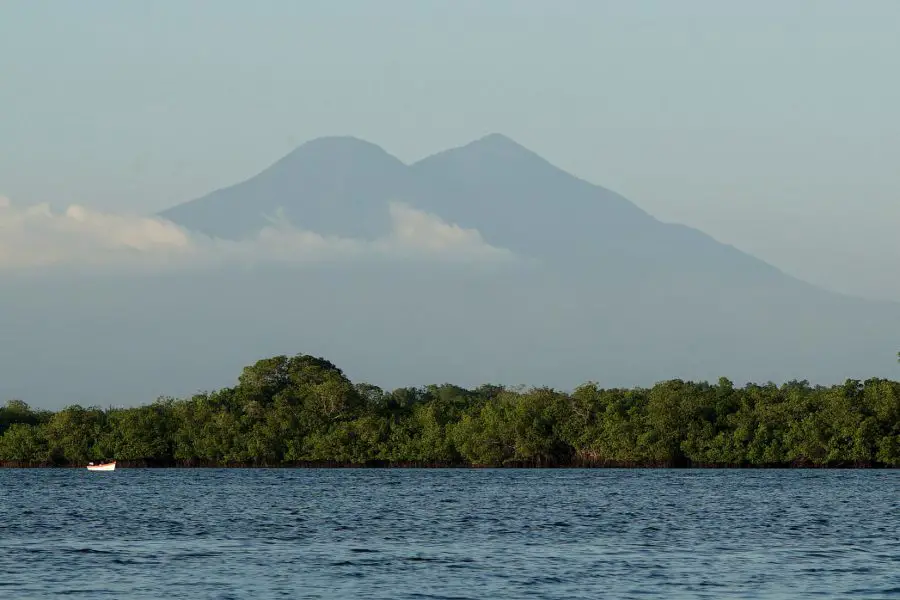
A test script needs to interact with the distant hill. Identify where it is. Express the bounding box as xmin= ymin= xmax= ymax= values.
xmin=160 ymin=133 xmax=786 ymax=283
xmin=2 ymin=135 xmax=898 ymax=408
